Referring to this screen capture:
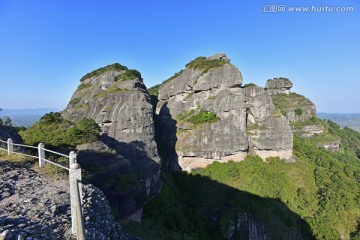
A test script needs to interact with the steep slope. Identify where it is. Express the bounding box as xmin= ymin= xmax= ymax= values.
xmin=155 ymin=54 xmax=293 ymax=171
xmin=62 ymin=63 xmax=161 ymax=220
